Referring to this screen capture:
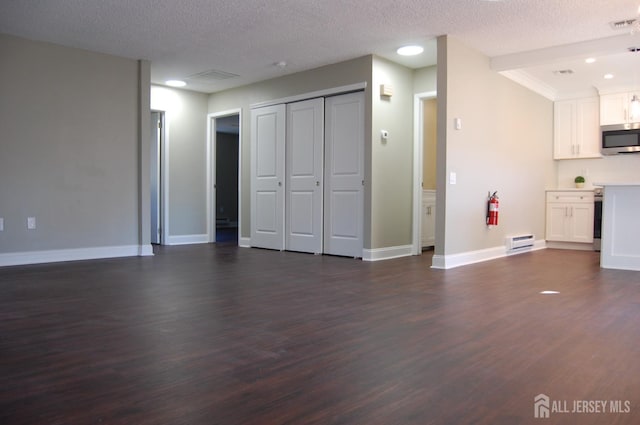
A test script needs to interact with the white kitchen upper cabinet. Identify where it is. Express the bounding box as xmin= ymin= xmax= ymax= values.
xmin=600 ymin=91 xmax=640 ymax=125
xmin=553 ymin=97 xmax=601 ymax=159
